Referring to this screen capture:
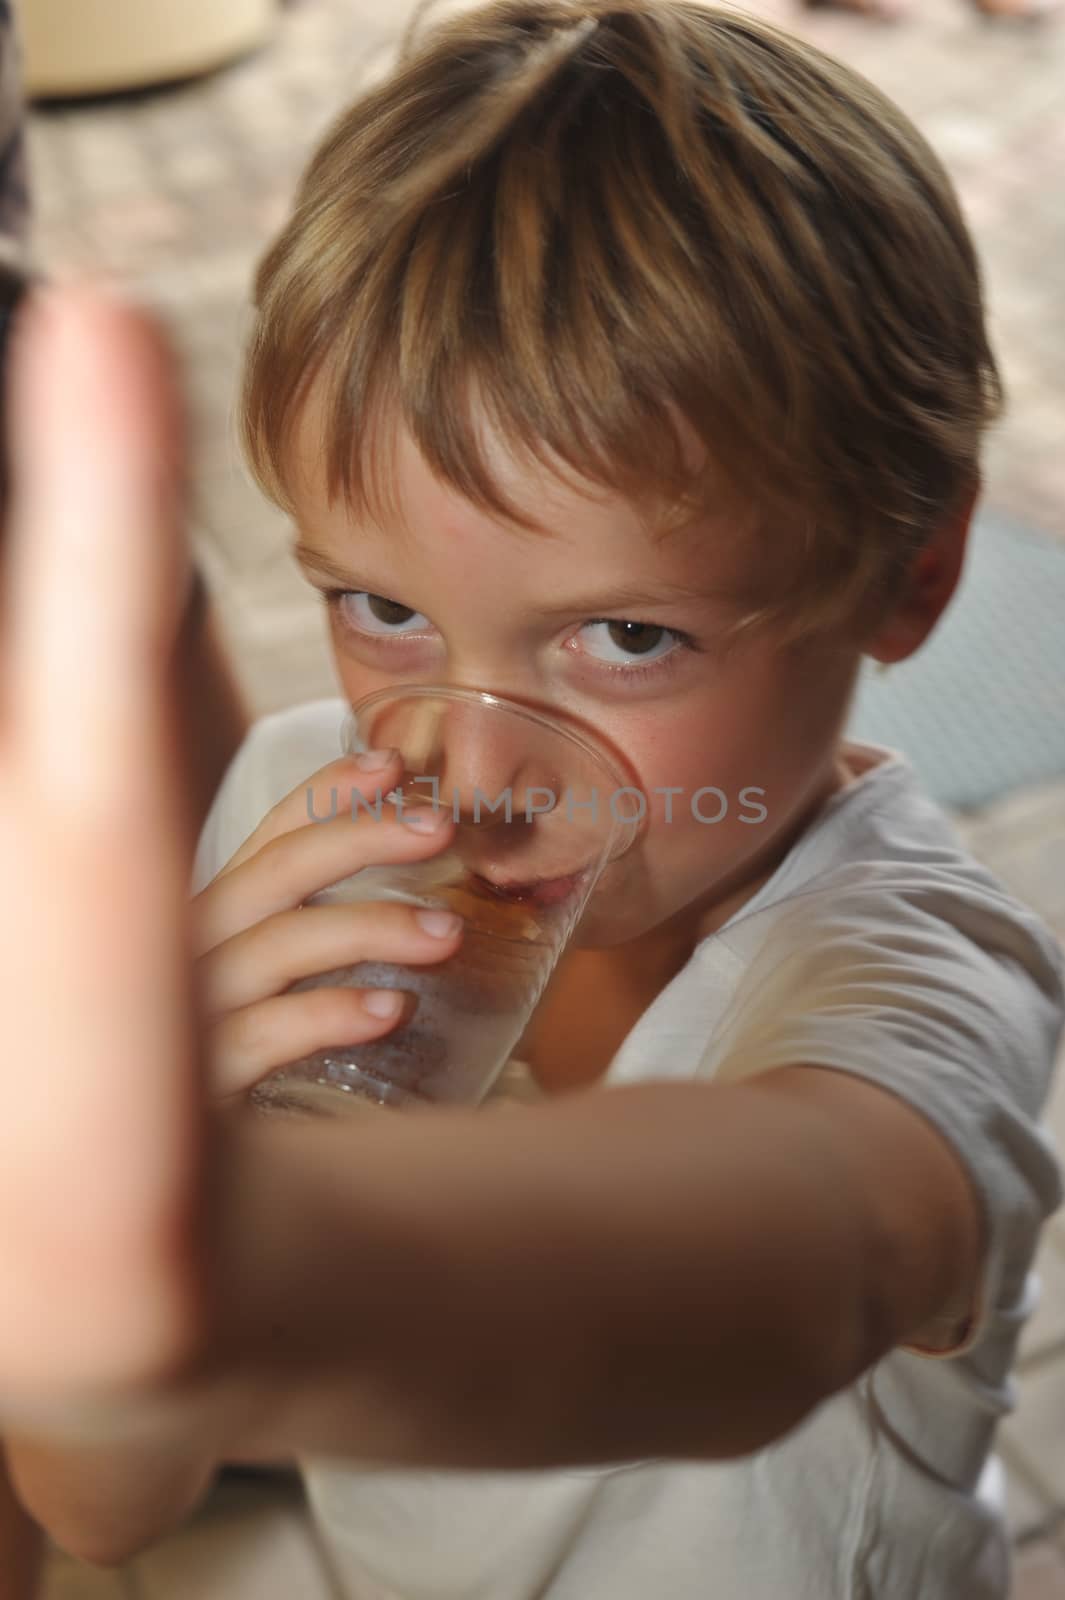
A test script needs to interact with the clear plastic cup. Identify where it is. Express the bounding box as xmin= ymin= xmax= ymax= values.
xmin=250 ymin=686 xmax=640 ymax=1117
